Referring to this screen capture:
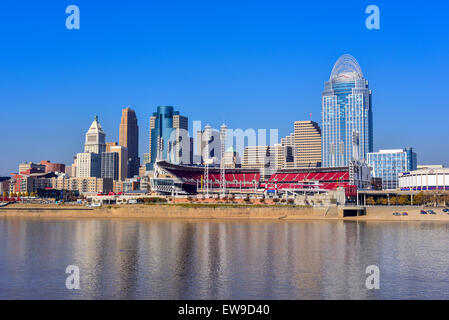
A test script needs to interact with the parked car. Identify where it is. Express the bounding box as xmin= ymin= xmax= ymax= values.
xmin=402 ymin=212 xmax=408 ymax=216
xmin=393 ymin=212 xmax=401 ymax=216
xmin=442 ymin=208 xmax=449 ymax=213
xmin=420 ymin=210 xmax=427 ymax=215
xmin=427 ymin=210 xmax=436 ymax=215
